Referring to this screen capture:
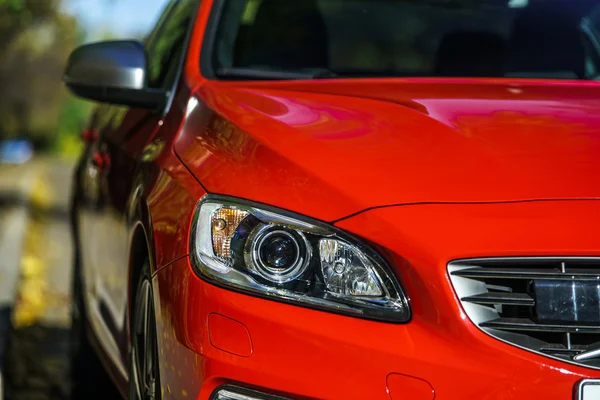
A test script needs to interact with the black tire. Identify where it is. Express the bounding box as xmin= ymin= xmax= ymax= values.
xmin=69 ymin=251 xmax=122 ymax=399
xmin=128 ymin=263 xmax=161 ymax=400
